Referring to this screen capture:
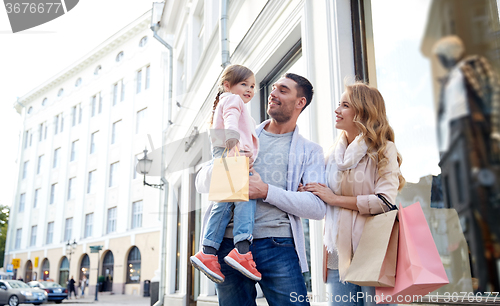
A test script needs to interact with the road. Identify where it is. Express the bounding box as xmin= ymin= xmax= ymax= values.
xmin=24 ymin=293 xmax=151 ymax=306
